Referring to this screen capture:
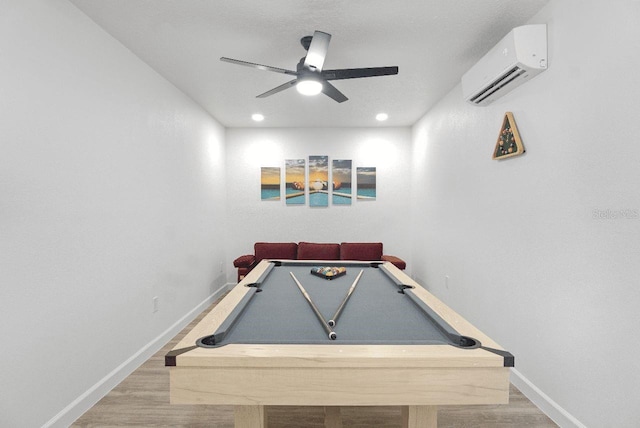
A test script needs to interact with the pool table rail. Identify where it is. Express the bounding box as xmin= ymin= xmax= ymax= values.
xmin=167 ymin=260 xmax=513 ymax=368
